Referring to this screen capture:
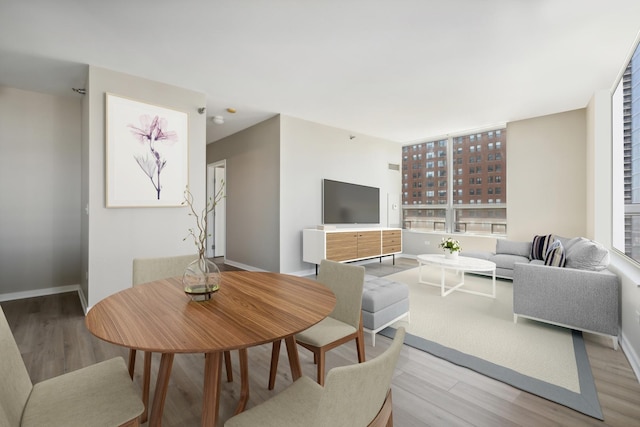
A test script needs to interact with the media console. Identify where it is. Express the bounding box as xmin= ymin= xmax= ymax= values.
xmin=303 ymin=228 xmax=402 ymax=272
